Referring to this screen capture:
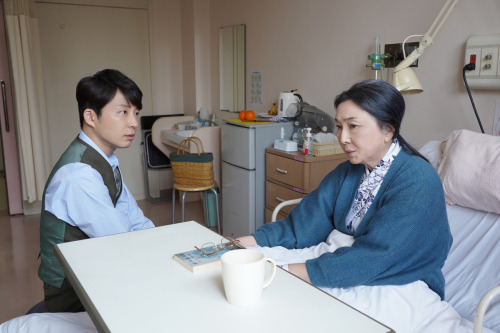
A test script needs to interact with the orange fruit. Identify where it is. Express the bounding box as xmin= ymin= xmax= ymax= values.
xmin=239 ymin=110 xmax=247 ymax=120
xmin=245 ymin=110 xmax=255 ymax=121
